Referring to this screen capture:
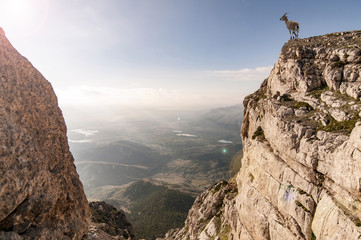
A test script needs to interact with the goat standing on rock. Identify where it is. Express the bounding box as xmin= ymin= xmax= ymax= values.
xmin=280 ymin=13 xmax=299 ymax=40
